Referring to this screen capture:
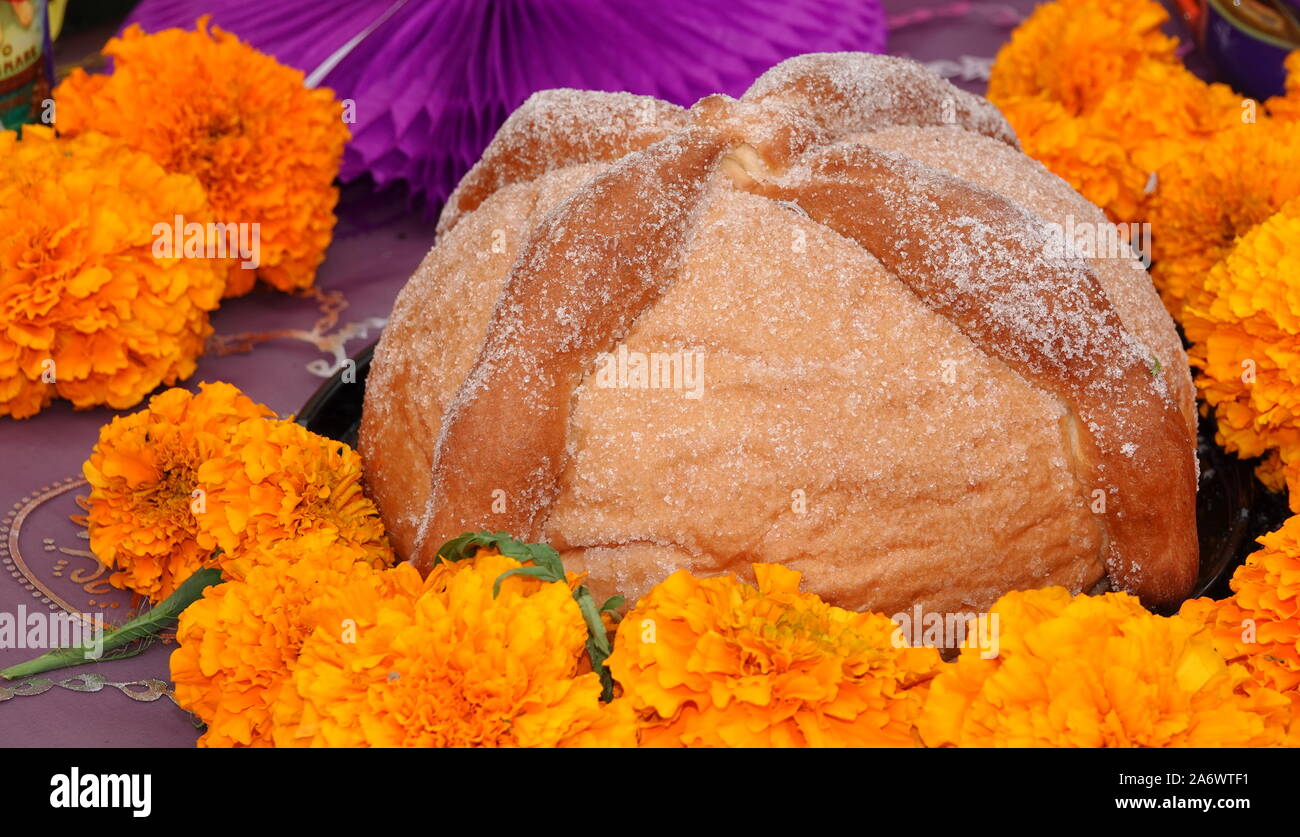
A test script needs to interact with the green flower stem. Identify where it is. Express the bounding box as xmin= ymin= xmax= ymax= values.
xmin=0 ymin=567 xmax=222 ymax=681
